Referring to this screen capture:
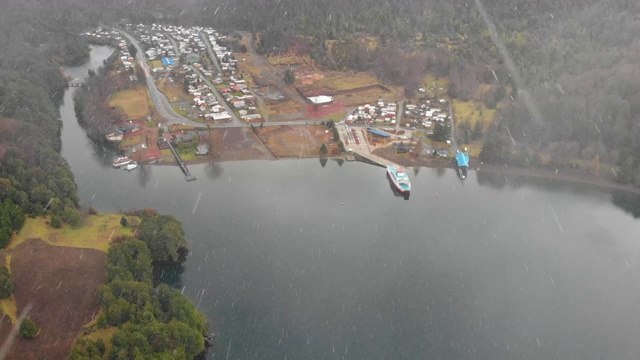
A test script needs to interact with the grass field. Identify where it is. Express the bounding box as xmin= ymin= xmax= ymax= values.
xmin=310 ymin=72 xmax=380 ymax=92
xmin=158 ymin=79 xmax=191 ymax=103
xmin=108 ymin=87 xmax=150 ymax=120
xmin=0 ymin=295 xmax=17 ymax=323
xmin=265 ymin=100 xmax=307 ymax=116
xmin=421 ymin=74 xmax=450 ymax=99
xmin=172 ymin=105 xmax=202 ymax=121
xmin=160 ymin=148 xmax=198 ymax=162
xmin=8 ymin=214 xmax=136 ymax=253
xmin=120 ymin=134 xmax=145 ymax=150
xmin=267 ymin=53 xmax=311 ymax=66
xmin=452 ymin=99 xmax=496 ymax=129
xmin=82 ymin=326 xmax=119 ymax=352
